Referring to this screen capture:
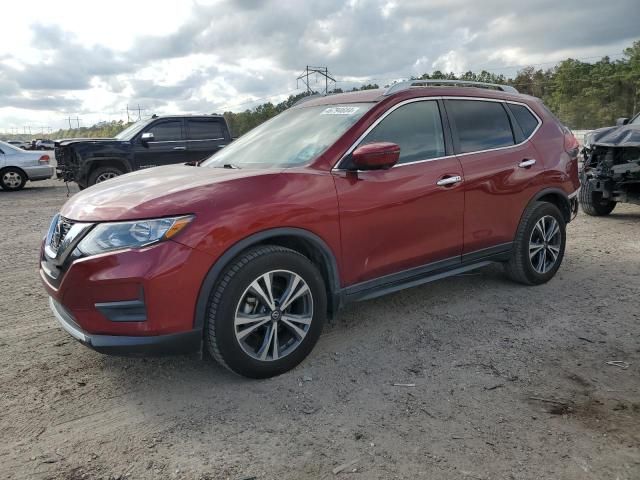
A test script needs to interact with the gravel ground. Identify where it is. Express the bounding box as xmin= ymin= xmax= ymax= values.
xmin=1 ymin=179 xmax=639 ymax=480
